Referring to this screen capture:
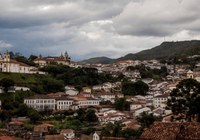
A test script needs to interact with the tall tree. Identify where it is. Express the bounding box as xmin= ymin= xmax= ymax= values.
xmin=122 ymin=81 xmax=149 ymax=96
xmin=168 ymin=78 xmax=200 ymax=121
xmin=0 ymin=78 xmax=15 ymax=93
